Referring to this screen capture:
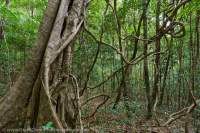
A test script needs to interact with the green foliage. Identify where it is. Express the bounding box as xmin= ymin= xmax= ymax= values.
xmin=0 ymin=1 xmax=43 ymax=49
xmin=178 ymin=0 xmax=200 ymax=17
xmin=0 ymin=0 xmax=200 ymax=131
xmin=0 ymin=0 xmax=46 ymax=83
xmin=42 ymin=122 xmax=54 ymax=130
